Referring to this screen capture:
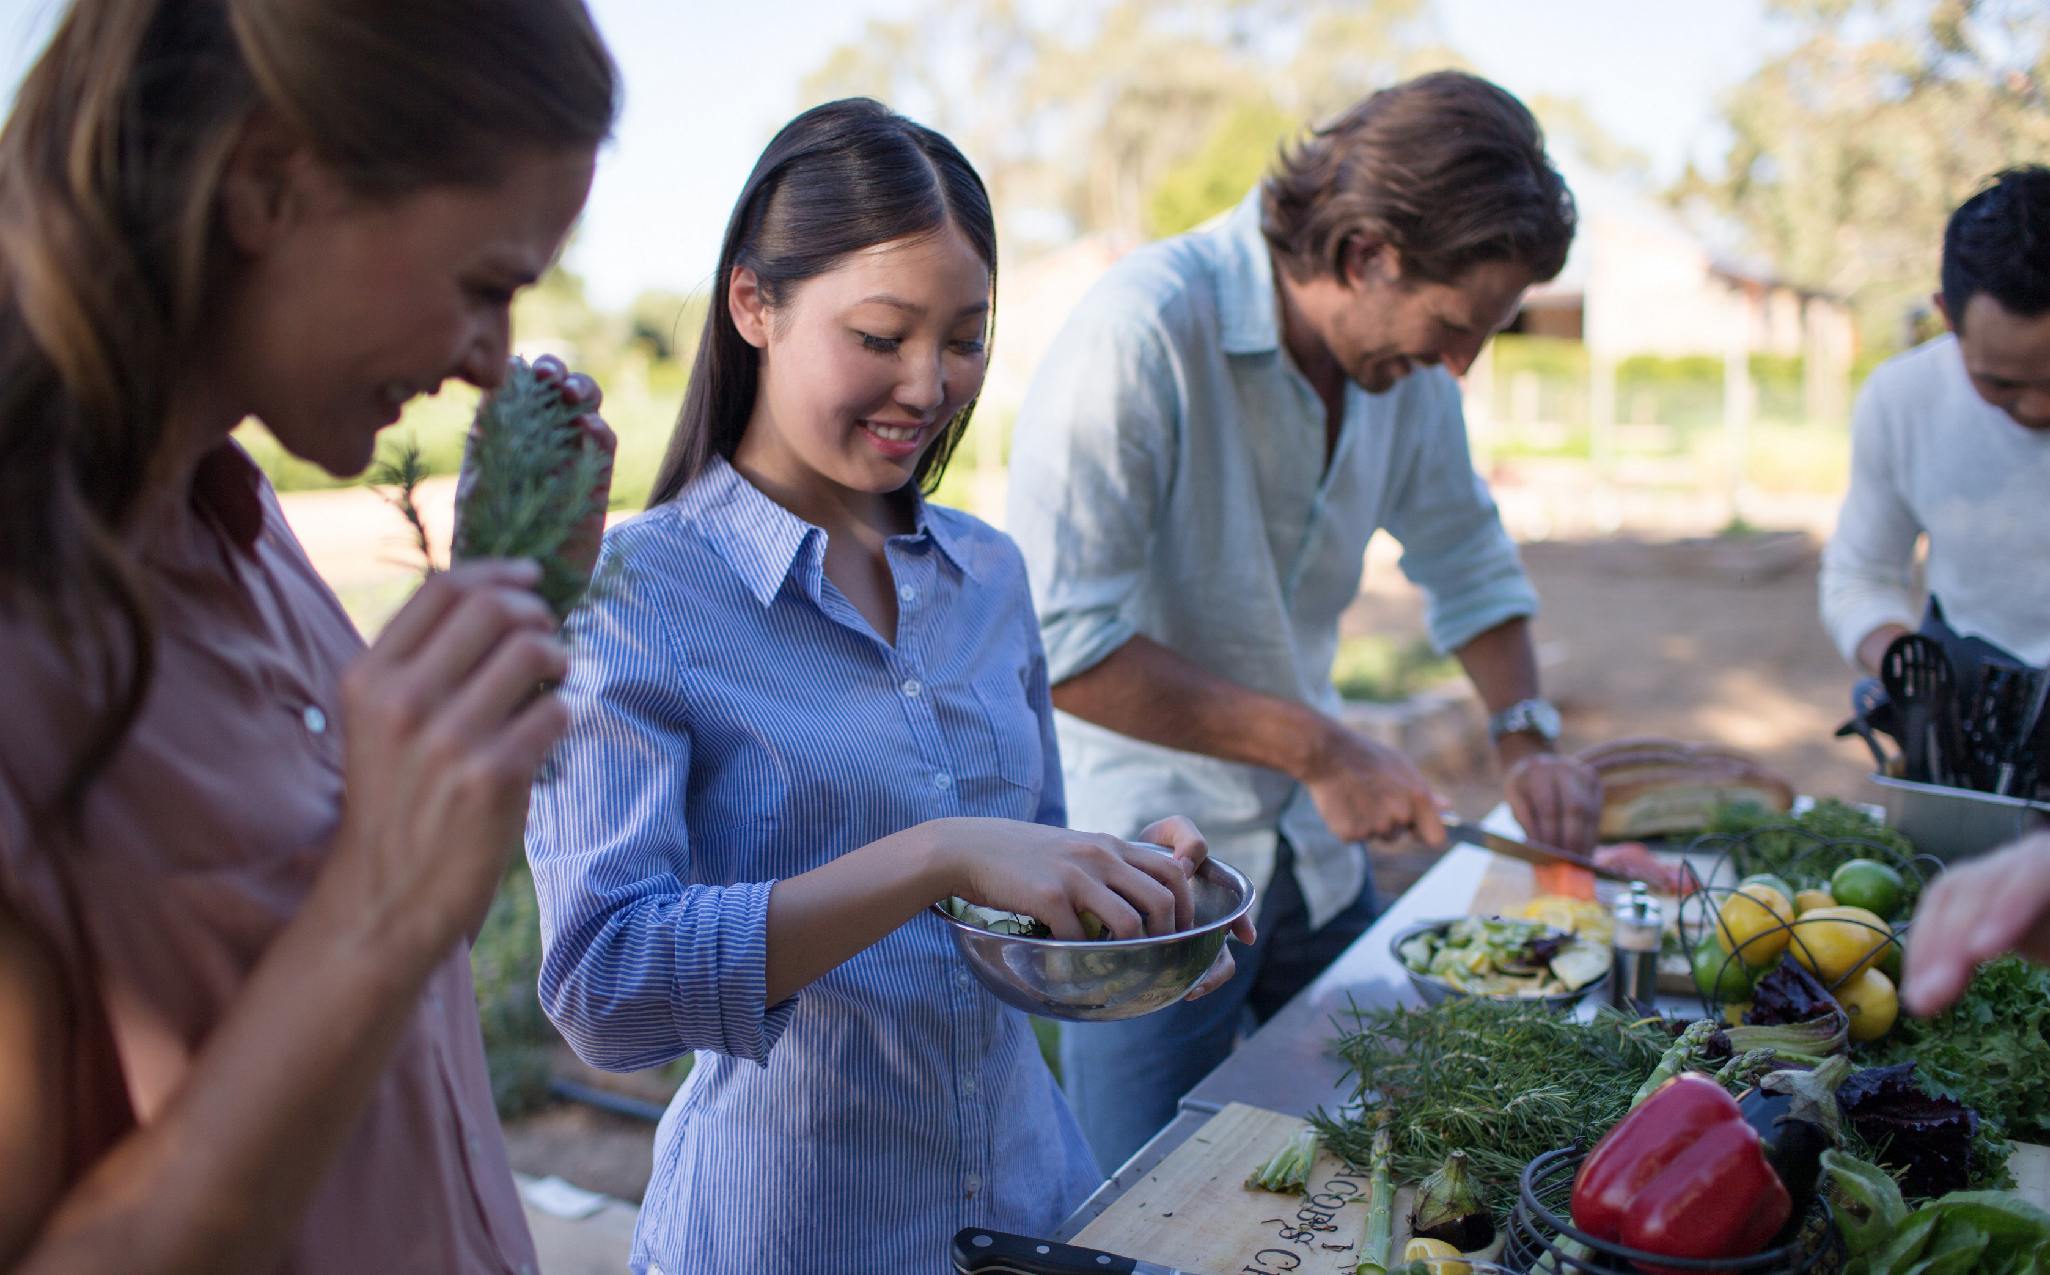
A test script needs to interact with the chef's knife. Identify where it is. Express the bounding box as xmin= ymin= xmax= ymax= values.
xmin=950 ymin=1227 xmax=1218 ymax=1275
xmin=1440 ymin=818 xmax=1630 ymax=882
